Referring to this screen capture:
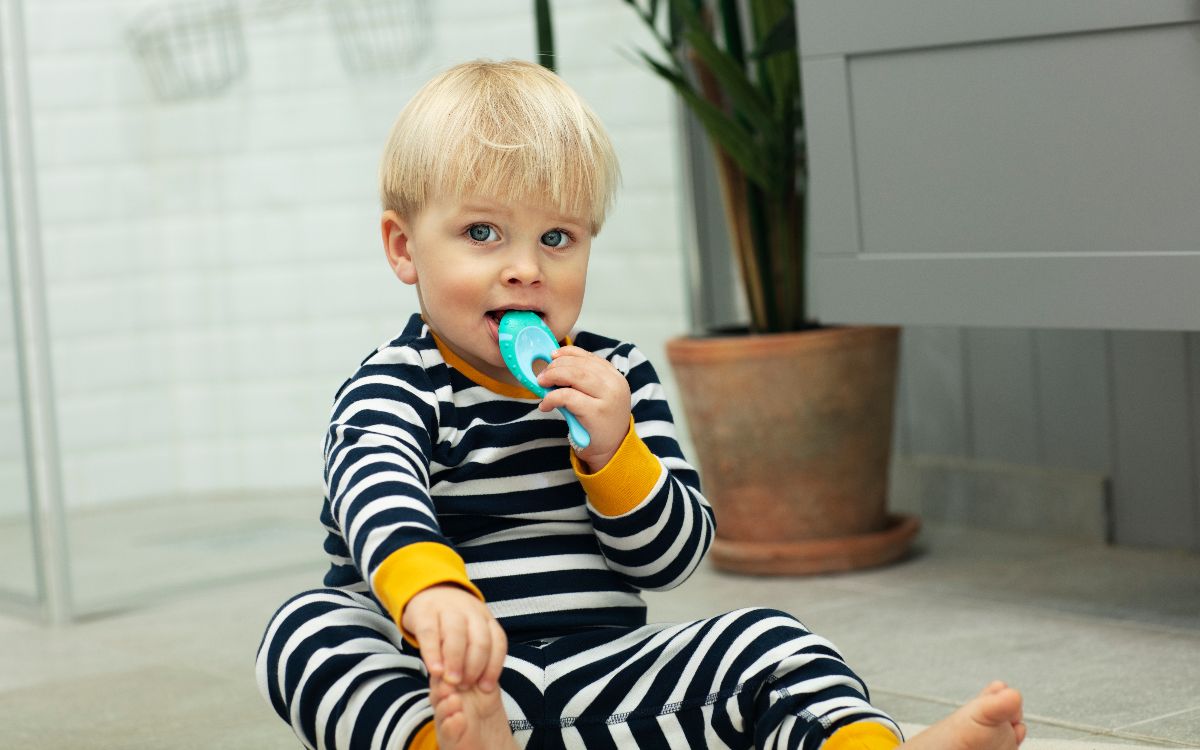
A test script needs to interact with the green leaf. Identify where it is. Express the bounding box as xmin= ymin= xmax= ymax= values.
xmin=681 ymin=25 xmax=776 ymax=130
xmin=622 ymin=44 xmax=683 ymax=83
xmin=750 ymin=14 xmax=796 ymax=60
xmin=621 ymin=0 xmax=808 ymax=330
xmin=622 ymin=0 xmax=680 ymax=61
xmin=672 ymin=0 xmax=789 ymax=157
xmin=717 ymin=0 xmax=745 ymax=66
xmin=745 ymin=0 xmax=799 ymax=122
xmin=637 ymin=52 xmax=773 ymax=187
